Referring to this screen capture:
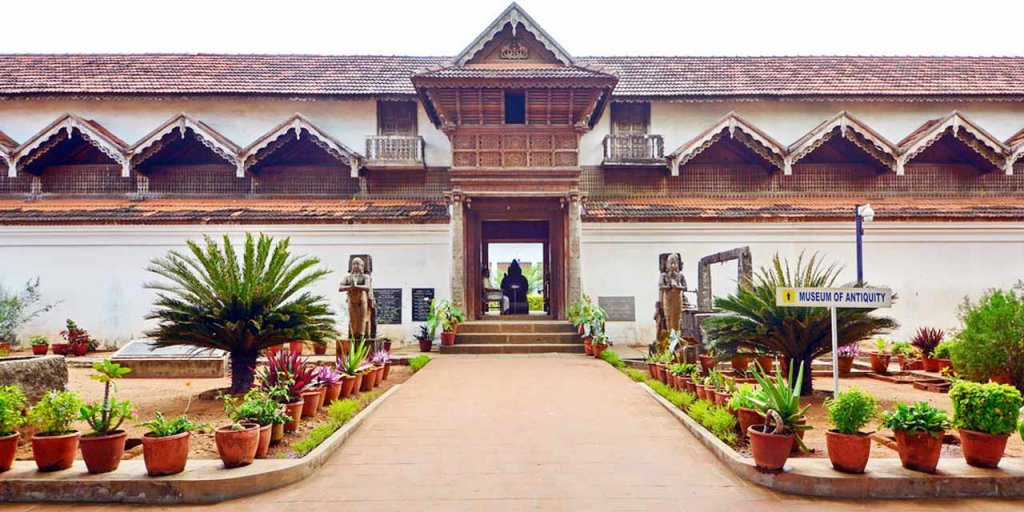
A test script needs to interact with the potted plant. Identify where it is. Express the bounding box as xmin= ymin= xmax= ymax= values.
xmin=223 ymin=388 xmax=288 ymax=458
xmin=949 ymin=381 xmax=1022 ymax=468
xmin=730 ymin=352 xmax=750 ymax=374
xmin=338 ymin=340 xmax=370 ymax=399
xmin=591 ymin=332 xmax=611 ymax=358
xmin=27 ymin=389 xmax=84 ymax=471
xmin=912 ymin=327 xmax=944 ymax=372
xmin=373 ymin=350 xmax=393 ymax=380
xmin=60 ymin=319 xmax=92 ymax=357
xmin=869 ymin=338 xmax=891 ymax=374
xmin=727 ymin=384 xmax=765 ymax=438
xmin=752 ymin=349 xmax=775 ymax=375
xmin=312 ymin=340 xmax=328 ymax=355
xmin=318 ymin=367 xmax=344 ymax=405
xmin=823 ymin=388 xmax=878 ymax=473
xmin=415 ymin=325 xmax=433 ymax=353
xmin=0 ymin=385 xmax=27 ymax=472
xmin=426 ymin=299 xmax=464 ymax=347
xmin=835 ymin=343 xmax=859 ymax=376
xmin=256 ymin=349 xmax=317 ymax=431
xmin=215 ymin=421 xmax=260 ymax=468
xmin=698 ymin=349 xmax=717 ymax=374
xmin=747 ymin=364 xmax=810 ymax=472
xmin=881 ymin=401 xmax=950 ymax=473
xmin=139 ymin=413 xmax=206 ymax=476
xmin=78 ymin=359 xmax=134 ymax=474
xmin=933 ymin=340 xmax=956 ymax=373
xmin=890 ymin=341 xmax=916 ymax=369
xmin=0 ymin=277 xmax=59 ymax=356
xmin=30 ymin=336 xmax=49 ymax=356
